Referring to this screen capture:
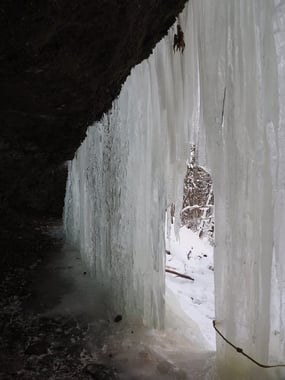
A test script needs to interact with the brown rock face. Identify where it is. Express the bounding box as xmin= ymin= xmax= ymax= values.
xmin=0 ymin=0 xmax=187 ymax=222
